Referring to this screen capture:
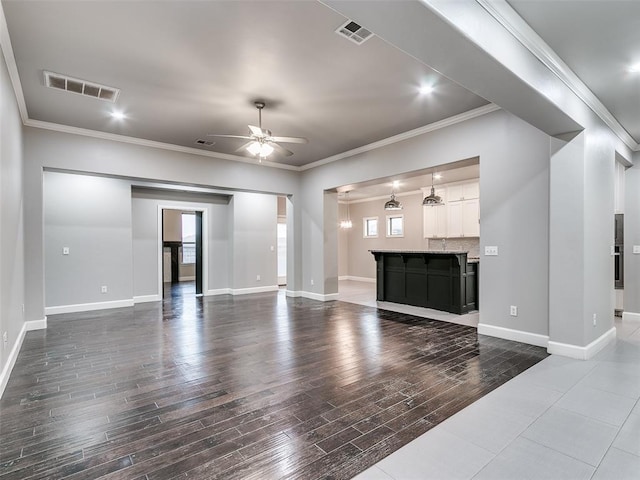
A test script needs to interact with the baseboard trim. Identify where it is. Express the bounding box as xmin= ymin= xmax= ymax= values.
xmin=205 ymin=288 xmax=232 ymax=296
xmin=45 ymin=299 xmax=134 ymax=315
xmin=622 ymin=311 xmax=640 ymax=322
xmin=285 ymin=290 xmax=301 ymax=298
xmin=339 ymin=276 xmax=376 ymax=283
xmin=548 ymin=327 xmax=617 ymax=360
xmin=133 ymin=295 xmax=161 ymax=304
xmin=178 ymin=276 xmax=195 ymax=282
xmin=0 ymin=317 xmax=47 ymax=399
xmin=477 ymin=323 xmax=549 ymax=348
xmin=230 ymin=286 xmax=279 ymax=296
